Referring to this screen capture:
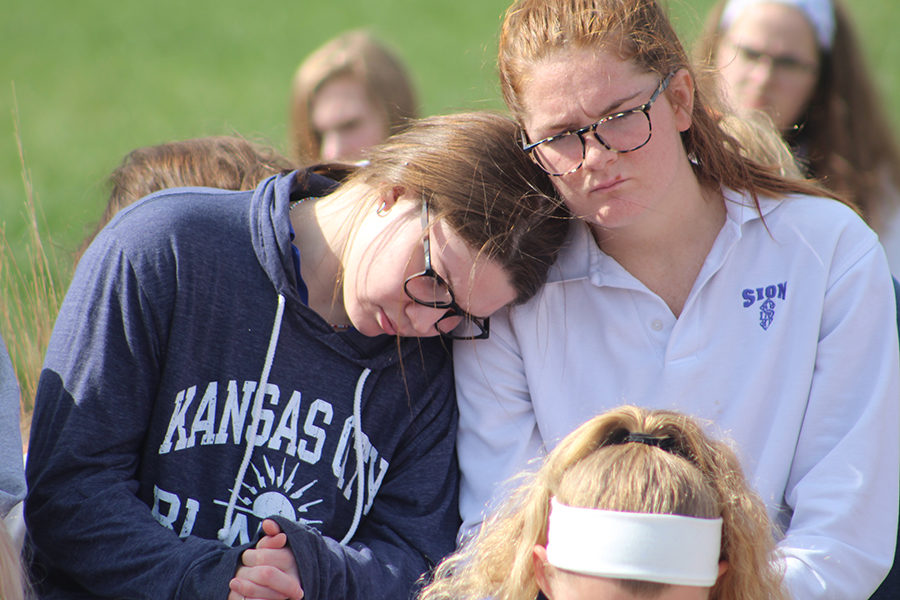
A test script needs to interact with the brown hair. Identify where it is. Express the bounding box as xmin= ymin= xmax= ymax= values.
xmin=77 ymin=136 xmax=293 ymax=261
xmin=310 ymin=111 xmax=570 ymax=305
xmin=290 ymin=30 xmax=419 ymax=164
xmin=498 ymin=0 xmax=848 ymax=211
xmin=695 ymin=0 xmax=900 ymax=228
xmin=419 ymin=406 xmax=787 ymax=600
